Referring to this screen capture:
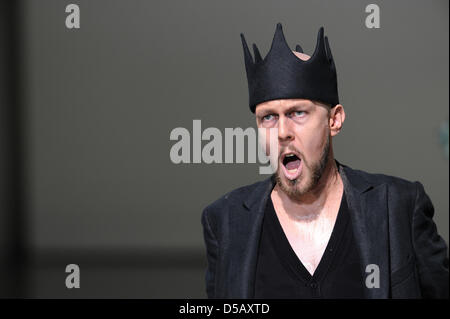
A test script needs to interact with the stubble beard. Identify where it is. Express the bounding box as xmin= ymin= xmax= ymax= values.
xmin=275 ymin=134 xmax=331 ymax=201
